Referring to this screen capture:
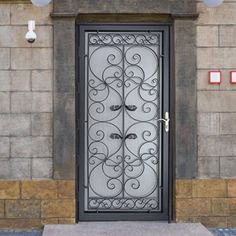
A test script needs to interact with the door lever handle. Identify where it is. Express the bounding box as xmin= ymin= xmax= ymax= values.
xmin=157 ymin=112 xmax=170 ymax=133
